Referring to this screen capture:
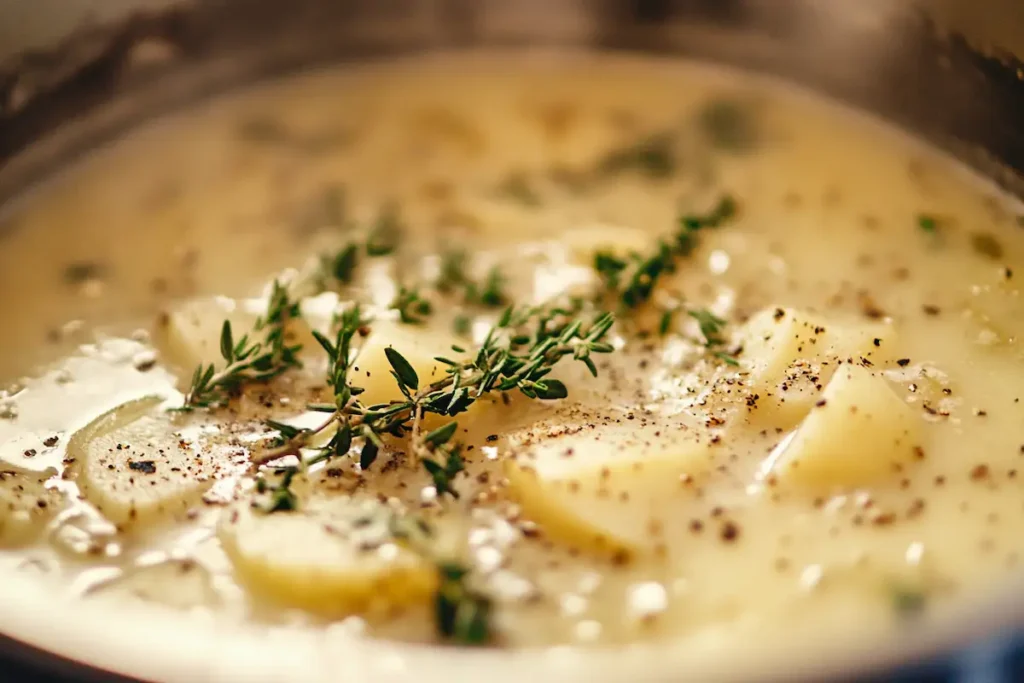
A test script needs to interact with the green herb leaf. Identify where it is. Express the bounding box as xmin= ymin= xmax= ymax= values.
xmin=385 ymin=347 xmax=420 ymax=391
xmin=917 ymin=214 xmax=939 ymax=234
xmin=219 ymin=320 xmax=234 ymax=362
xmin=360 ymin=439 xmax=380 ymax=470
xmin=435 ymin=561 xmax=492 ymax=645
xmin=366 ymin=204 xmax=402 ymax=256
xmin=971 ymin=232 xmax=1004 ymax=260
xmin=534 ymin=379 xmax=568 ymax=400
xmin=424 ymin=421 xmax=459 ymax=448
